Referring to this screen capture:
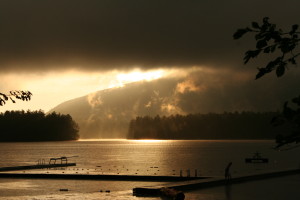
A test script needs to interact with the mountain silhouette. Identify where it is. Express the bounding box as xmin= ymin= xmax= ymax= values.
xmin=50 ymin=72 xmax=292 ymax=139
xmin=50 ymin=78 xmax=182 ymax=138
